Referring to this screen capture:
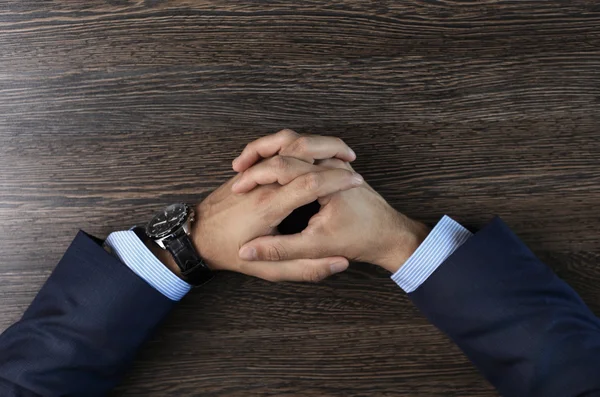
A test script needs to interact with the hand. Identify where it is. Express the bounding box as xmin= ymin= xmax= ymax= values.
xmin=234 ymin=134 xmax=430 ymax=273
xmin=232 ymin=128 xmax=356 ymax=177
xmin=190 ymin=157 xmax=364 ymax=282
